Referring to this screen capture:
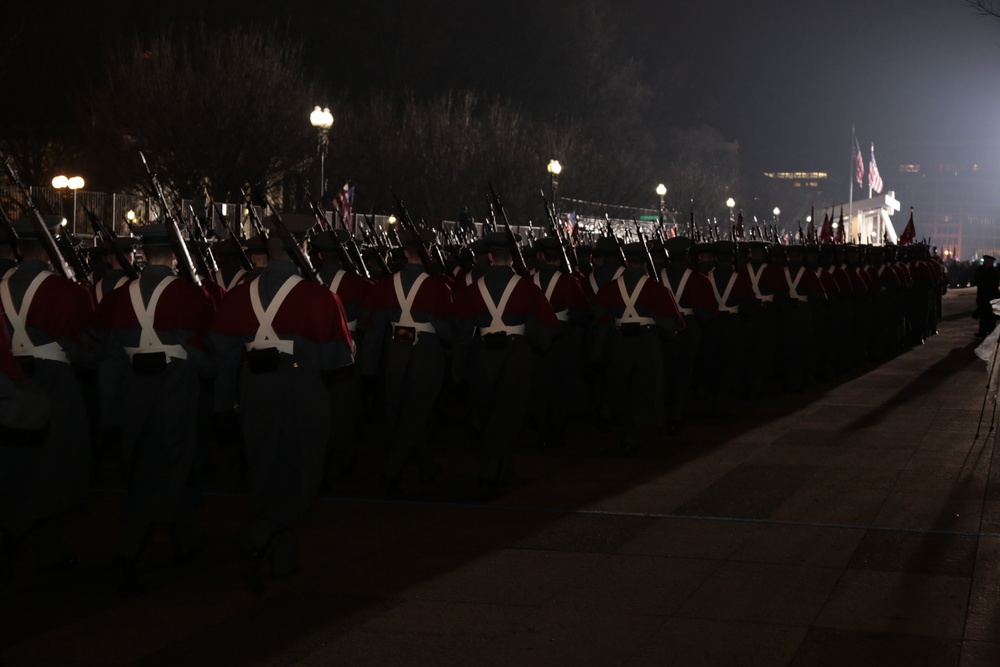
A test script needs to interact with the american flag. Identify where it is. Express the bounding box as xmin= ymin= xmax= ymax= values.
xmin=853 ymin=137 xmax=865 ymax=188
xmin=332 ymin=182 xmax=355 ymax=231
xmin=869 ymin=145 xmax=884 ymax=194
